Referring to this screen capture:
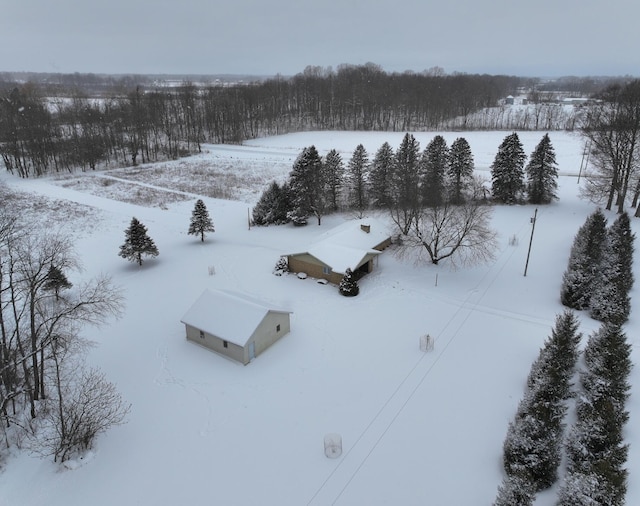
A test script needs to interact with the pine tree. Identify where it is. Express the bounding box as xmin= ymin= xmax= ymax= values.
xmin=525 ymin=133 xmax=558 ymax=204
xmin=420 ymin=135 xmax=449 ymax=207
xmin=562 ymin=324 xmax=631 ymax=506
xmin=609 ymin=211 xmax=635 ymax=295
xmin=188 ymin=199 xmax=215 ymax=242
xmin=493 ymin=474 xmax=535 ymax=506
xmin=560 ymin=209 xmax=608 ymax=309
xmin=369 ymin=142 xmax=395 ymax=208
xmin=502 ymin=312 xmax=581 ymax=493
xmin=590 ymin=212 xmax=634 ymax=323
xmin=448 ymin=137 xmax=474 ymax=204
xmin=287 ymin=146 xmax=325 ymax=226
xmin=118 ymin=217 xmax=159 ymax=266
xmin=323 ymin=149 xmax=345 ymax=212
xmin=338 ymin=268 xmax=359 ymax=296
xmin=491 ymin=132 xmax=526 ymax=204
xmin=347 ymin=144 xmax=370 ymax=215
xmin=390 ymin=133 xmax=421 ymax=234
xmin=44 ymin=265 xmax=73 ymax=300
xmin=252 ymin=181 xmax=291 ymax=225
xmin=556 ymin=470 xmax=609 ymax=506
